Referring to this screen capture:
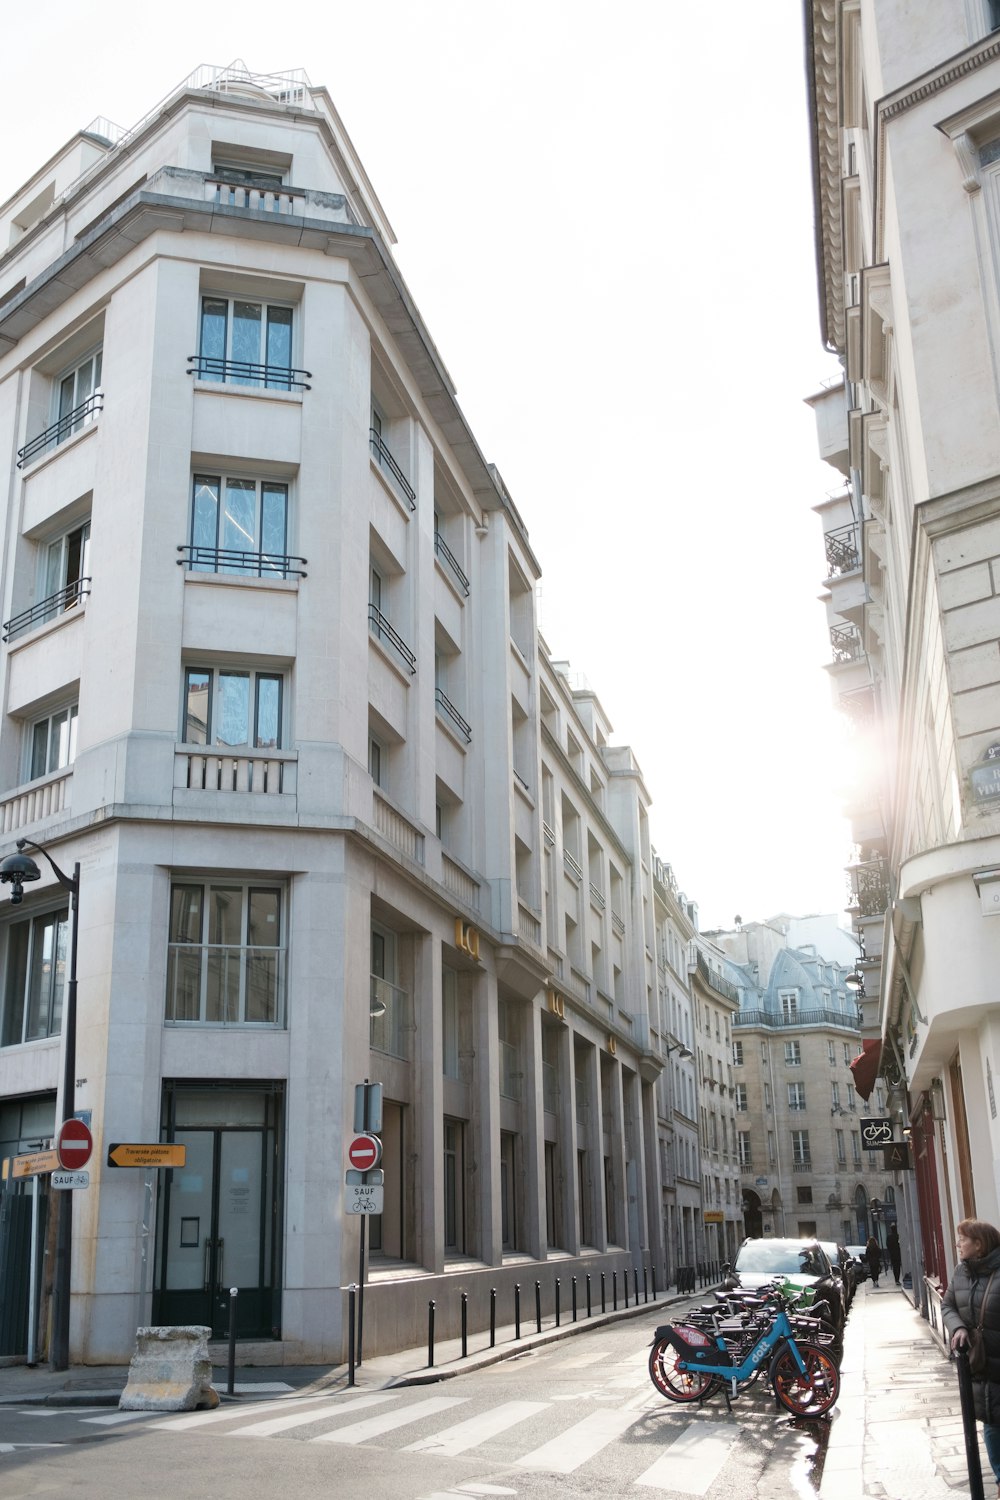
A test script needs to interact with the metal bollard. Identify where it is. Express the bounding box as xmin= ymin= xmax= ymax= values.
xmin=515 ymin=1282 xmax=521 ymax=1341
xmin=613 ymin=1271 xmax=618 ymax=1311
xmin=490 ymin=1287 xmax=497 ymax=1348
xmin=634 ymin=1268 xmax=639 ymax=1304
xmin=428 ymin=1300 xmax=436 ymax=1368
xmin=601 ymin=1271 xmax=606 ymax=1313
xmin=955 ymin=1348 xmax=987 ymax=1500
xmin=652 ymin=1264 xmax=657 ymax=1301
xmin=227 ymin=1287 xmax=238 ymax=1396
xmin=643 ymin=1266 xmax=648 ymax=1303
xmin=572 ymin=1276 xmax=578 ymax=1322
xmin=586 ymin=1273 xmax=592 ymax=1318
xmin=461 ymin=1291 xmax=468 ymax=1359
xmin=624 ymin=1269 xmax=629 ymax=1308
xmin=555 ymin=1278 xmax=561 ymax=1328
xmin=535 ymin=1280 xmax=542 ymax=1334
xmin=348 ymin=1284 xmax=356 ymax=1387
